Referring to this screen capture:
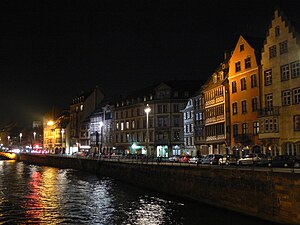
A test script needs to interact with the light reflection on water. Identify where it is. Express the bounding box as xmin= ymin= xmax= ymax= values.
xmin=0 ymin=160 xmax=275 ymax=225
